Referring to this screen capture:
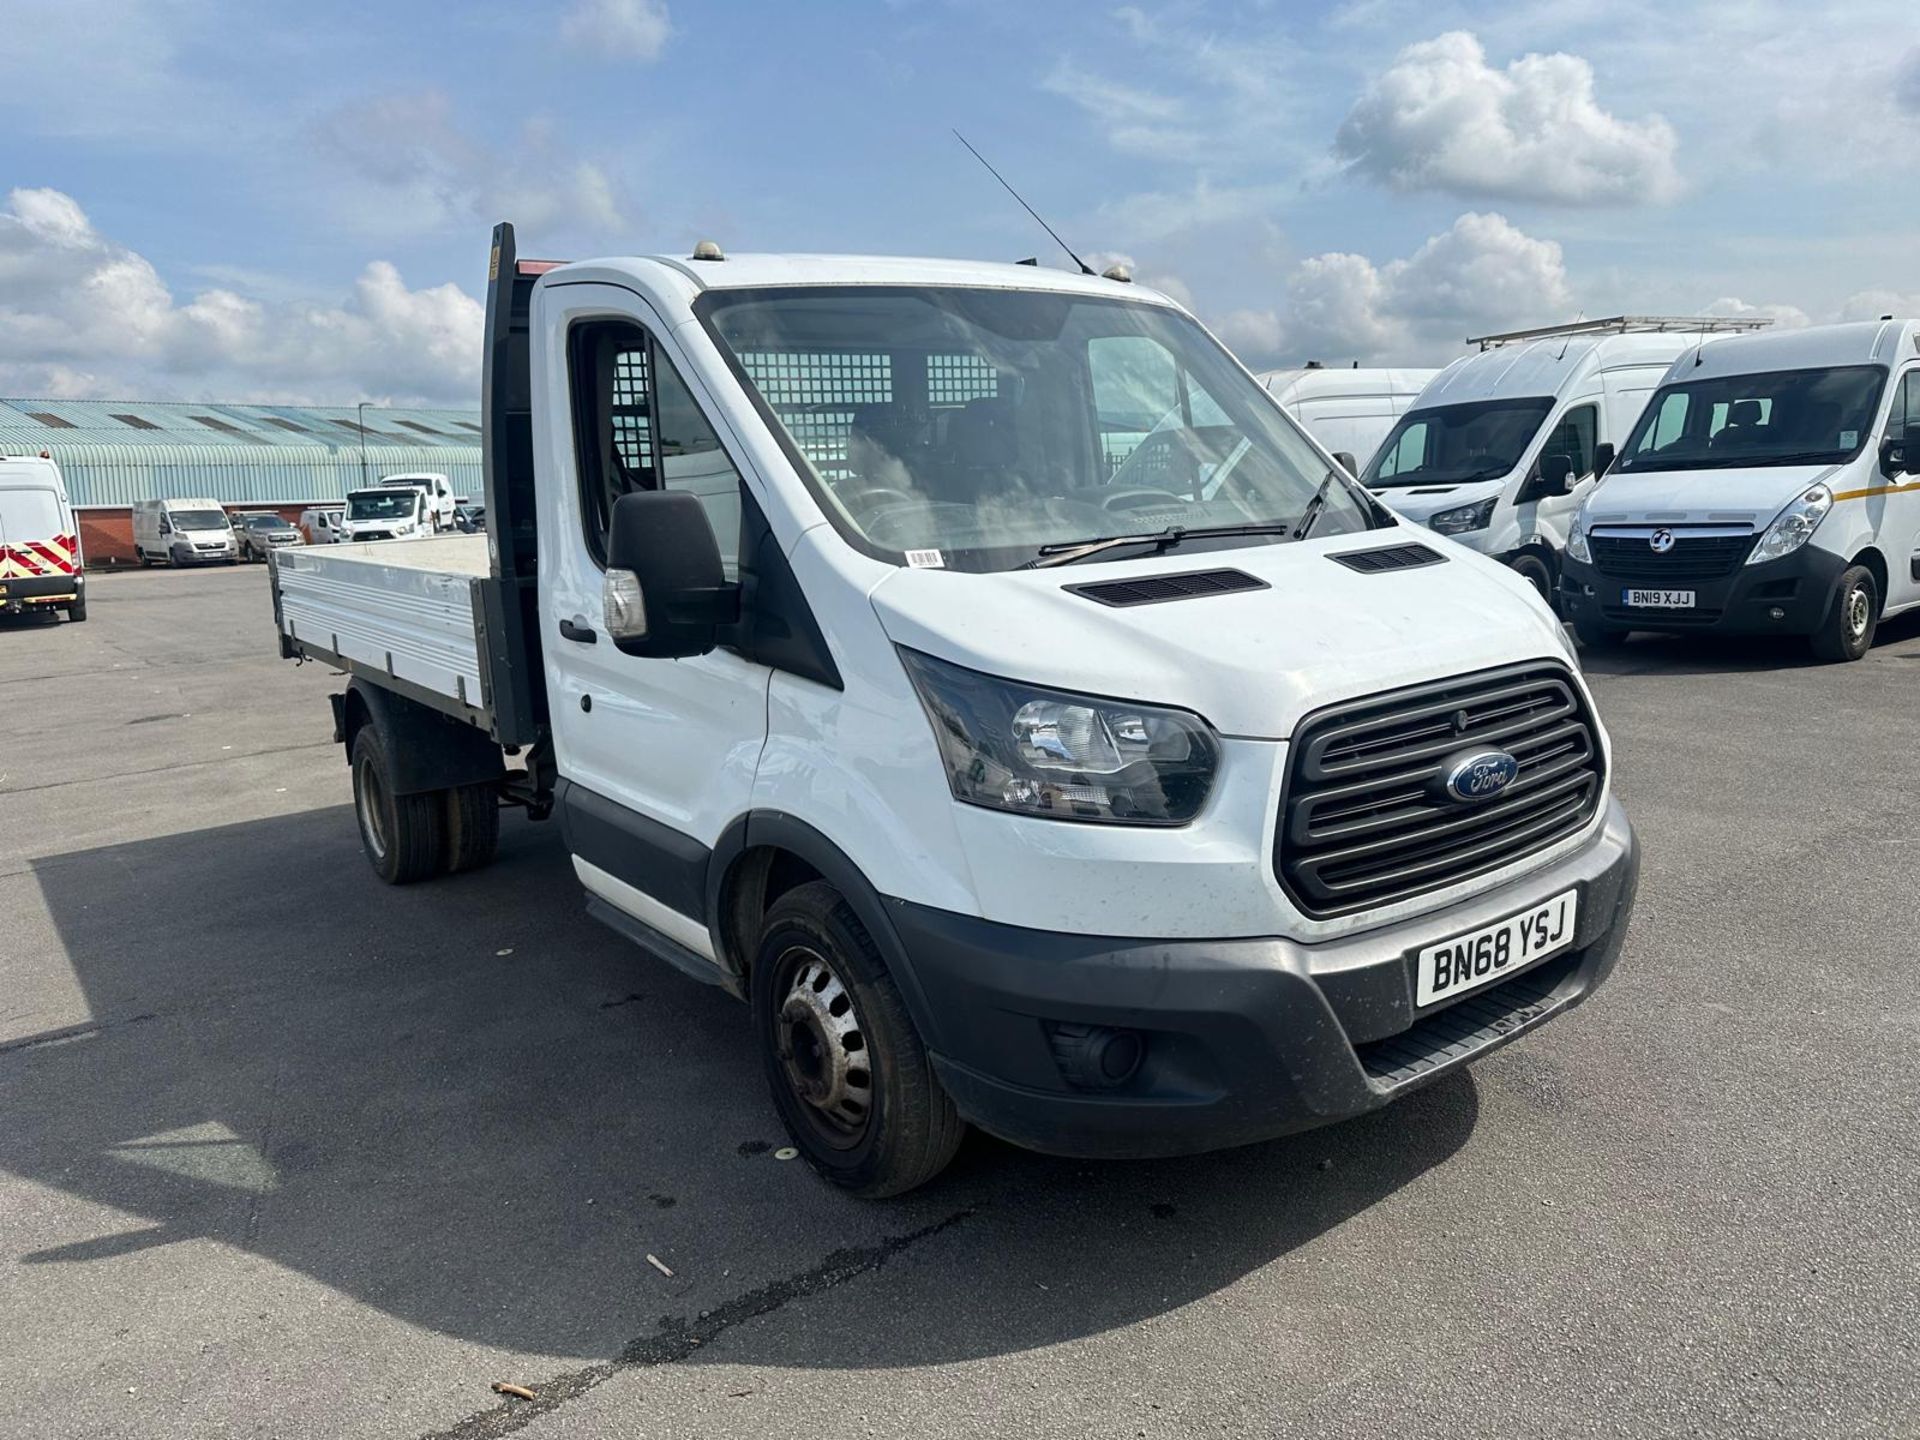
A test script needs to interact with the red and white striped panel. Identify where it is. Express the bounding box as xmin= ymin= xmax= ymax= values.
xmin=0 ymin=531 xmax=78 ymax=578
